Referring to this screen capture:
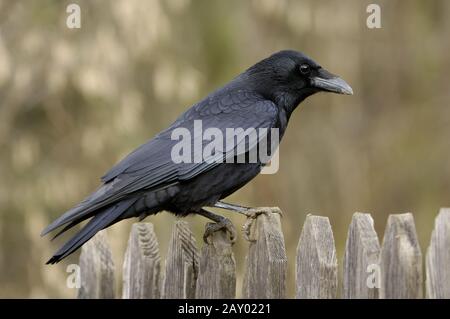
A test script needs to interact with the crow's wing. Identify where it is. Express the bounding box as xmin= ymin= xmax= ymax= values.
xmin=101 ymin=90 xmax=274 ymax=182
xmin=42 ymin=91 xmax=278 ymax=235
xmin=103 ymin=90 xmax=278 ymax=187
